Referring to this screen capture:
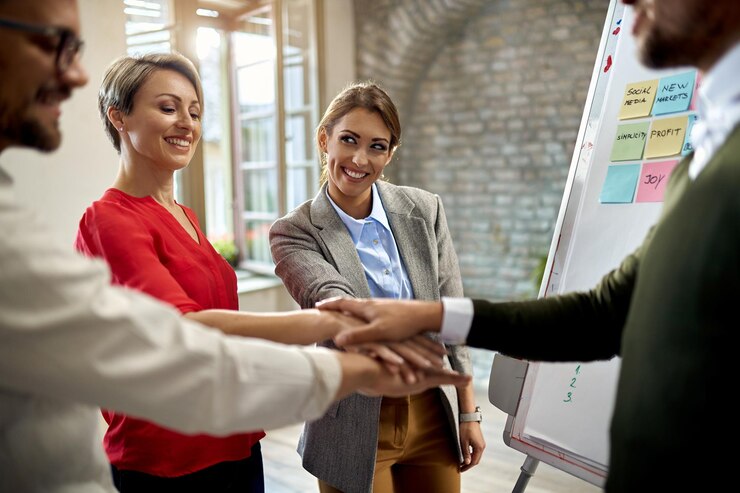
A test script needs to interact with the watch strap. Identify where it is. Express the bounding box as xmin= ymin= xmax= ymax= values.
xmin=459 ymin=406 xmax=482 ymax=423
